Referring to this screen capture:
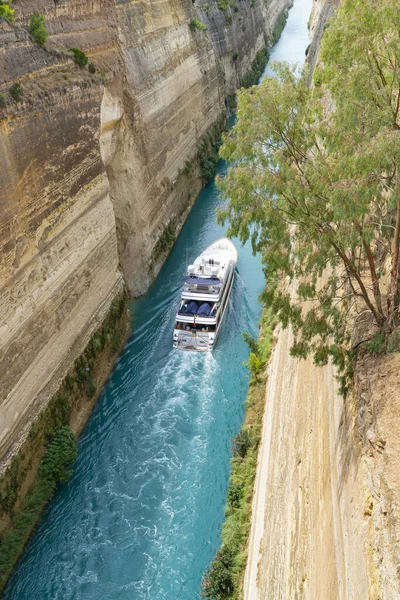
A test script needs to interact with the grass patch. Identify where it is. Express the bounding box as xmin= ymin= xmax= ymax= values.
xmin=202 ymin=308 xmax=276 ymax=599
